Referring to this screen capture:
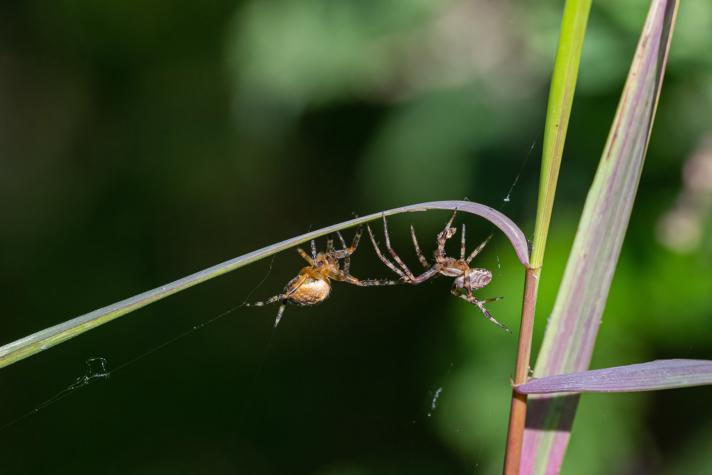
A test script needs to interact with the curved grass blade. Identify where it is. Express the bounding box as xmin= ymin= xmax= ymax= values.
xmin=522 ymin=1 xmax=680 ymax=472
xmin=516 ymin=360 xmax=712 ymax=394
xmin=0 ymin=200 xmax=528 ymax=370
